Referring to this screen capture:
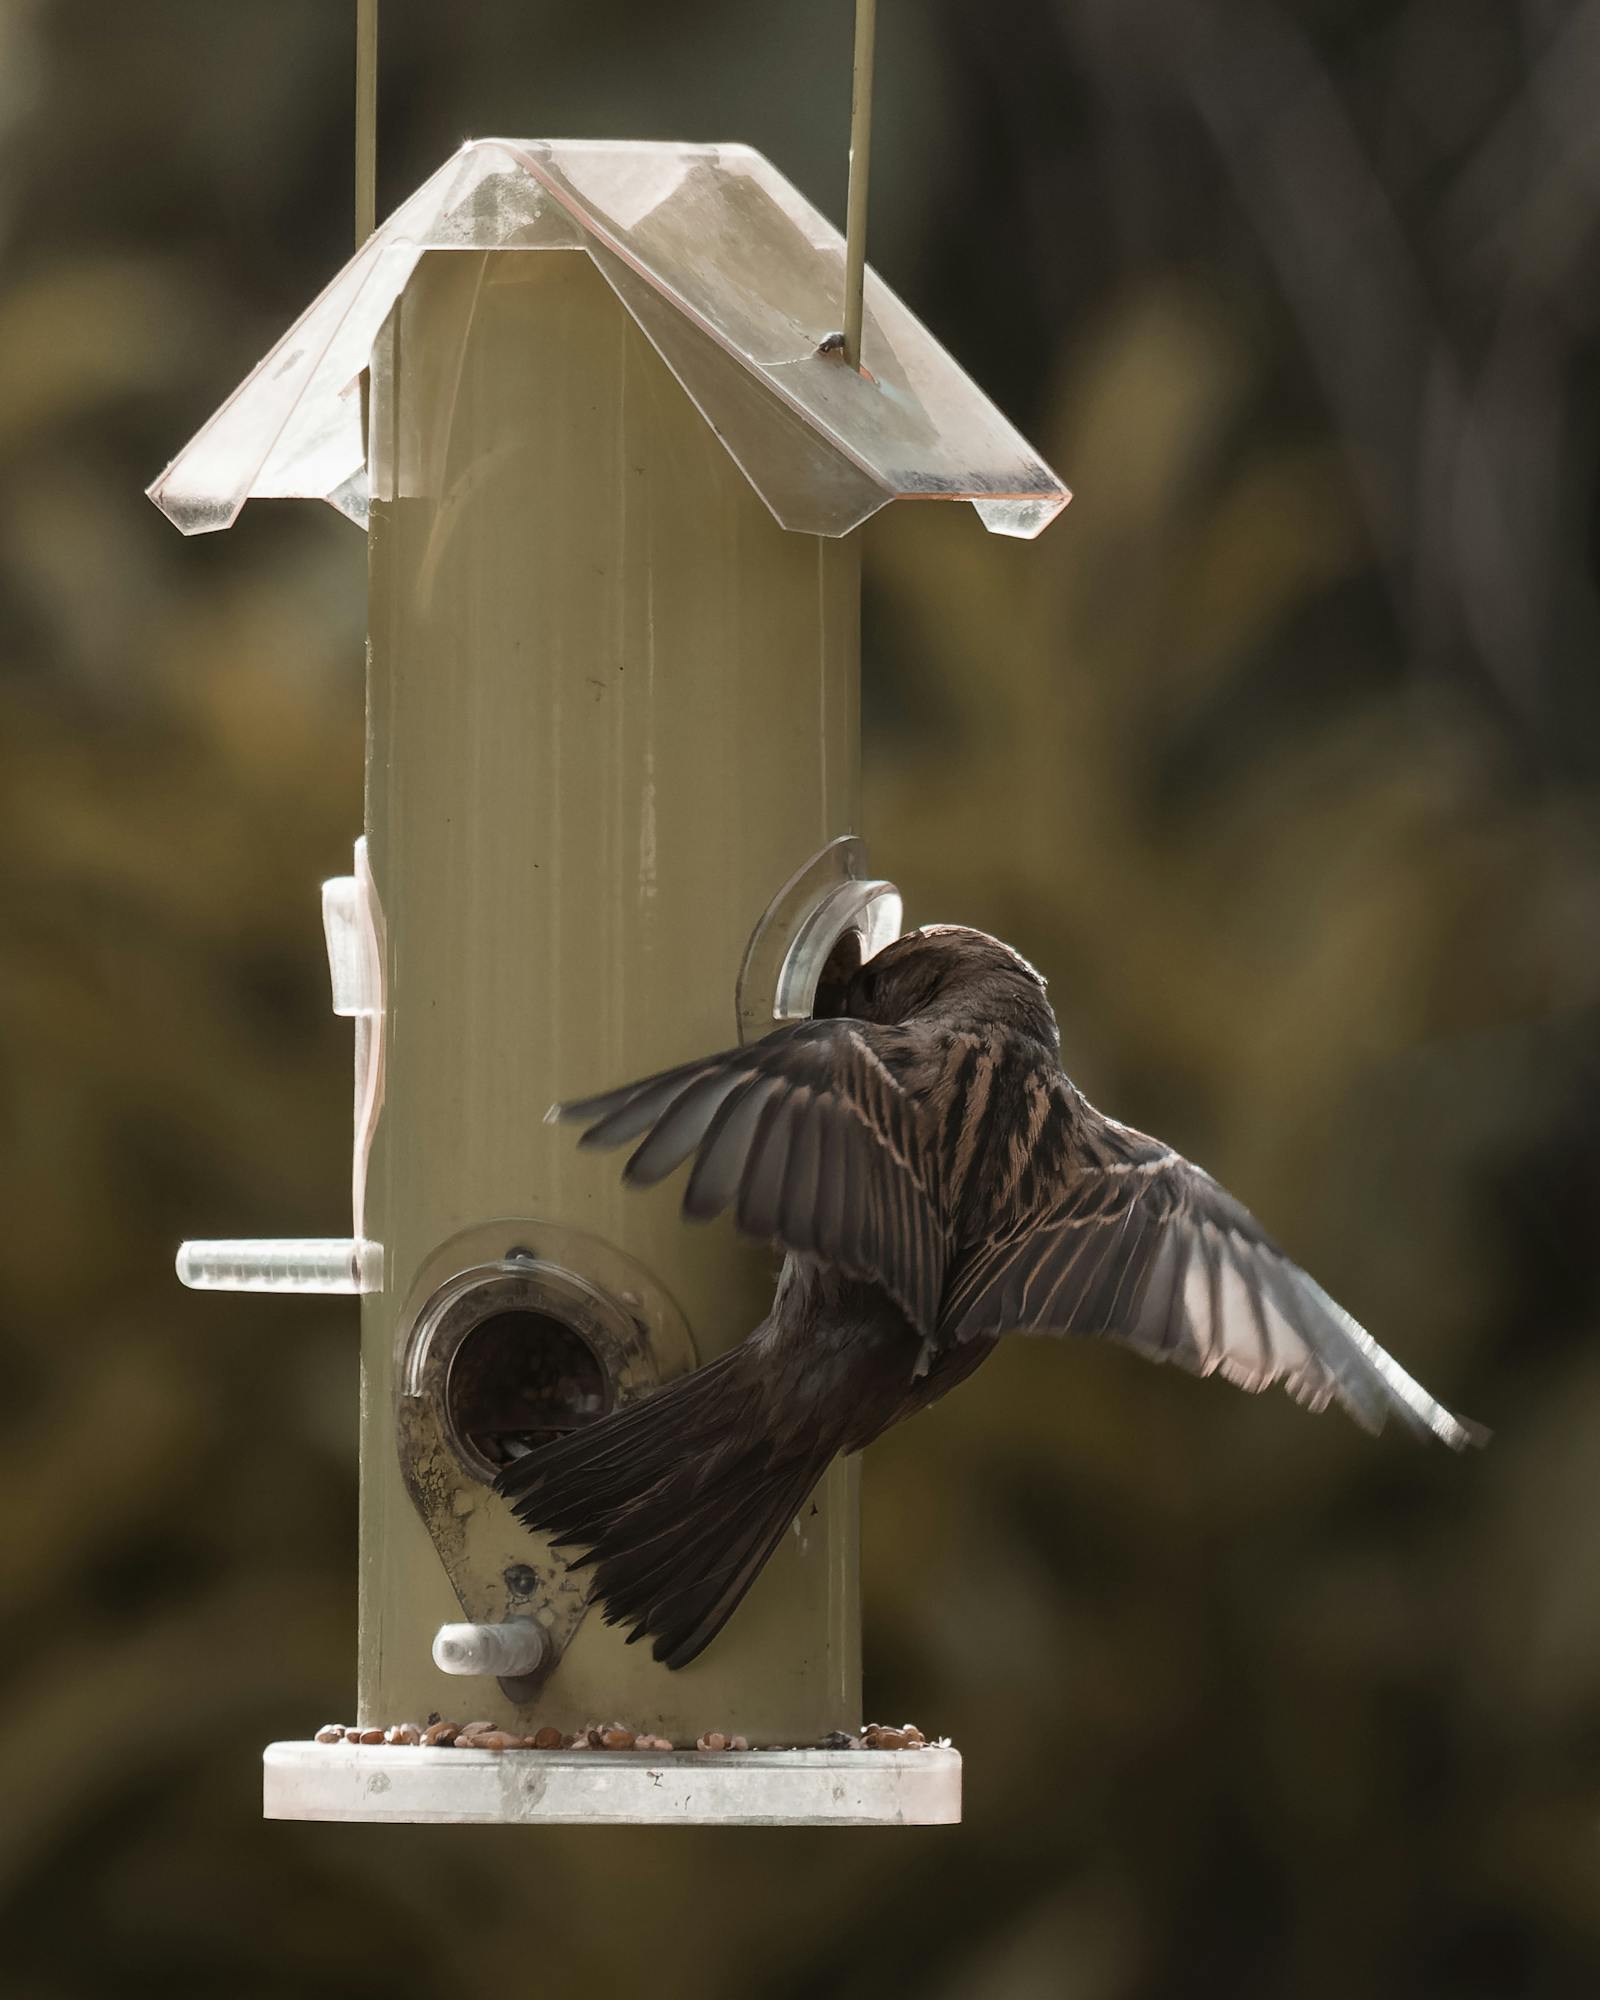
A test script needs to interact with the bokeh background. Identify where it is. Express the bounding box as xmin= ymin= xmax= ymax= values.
xmin=3 ymin=2 xmax=1598 ymax=1994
